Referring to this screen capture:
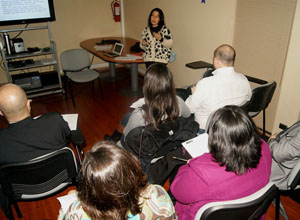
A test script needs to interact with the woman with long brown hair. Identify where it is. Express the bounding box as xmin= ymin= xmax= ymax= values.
xmin=122 ymin=63 xmax=190 ymax=141
xmin=59 ymin=141 xmax=176 ymax=220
